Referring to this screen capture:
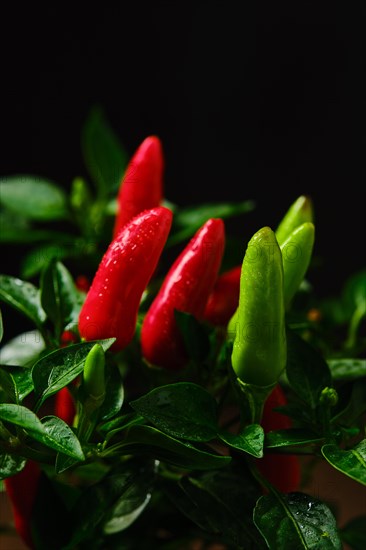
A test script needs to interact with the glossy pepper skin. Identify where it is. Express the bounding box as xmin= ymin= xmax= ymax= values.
xmin=275 ymin=195 xmax=314 ymax=246
xmin=5 ymin=460 xmax=41 ymax=549
xmin=54 ymin=386 xmax=76 ymax=426
xmin=280 ymin=221 xmax=315 ymax=308
xmin=79 ymin=206 xmax=173 ymax=352
xmin=256 ymin=384 xmax=301 ymax=493
xmin=231 ymin=227 xmax=286 ymax=387
xmin=113 ymin=136 xmax=164 ymax=239
xmin=203 ymin=265 xmax=241 ymax=326
xmin=141 ymin=218 xmax=225 ymax=370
